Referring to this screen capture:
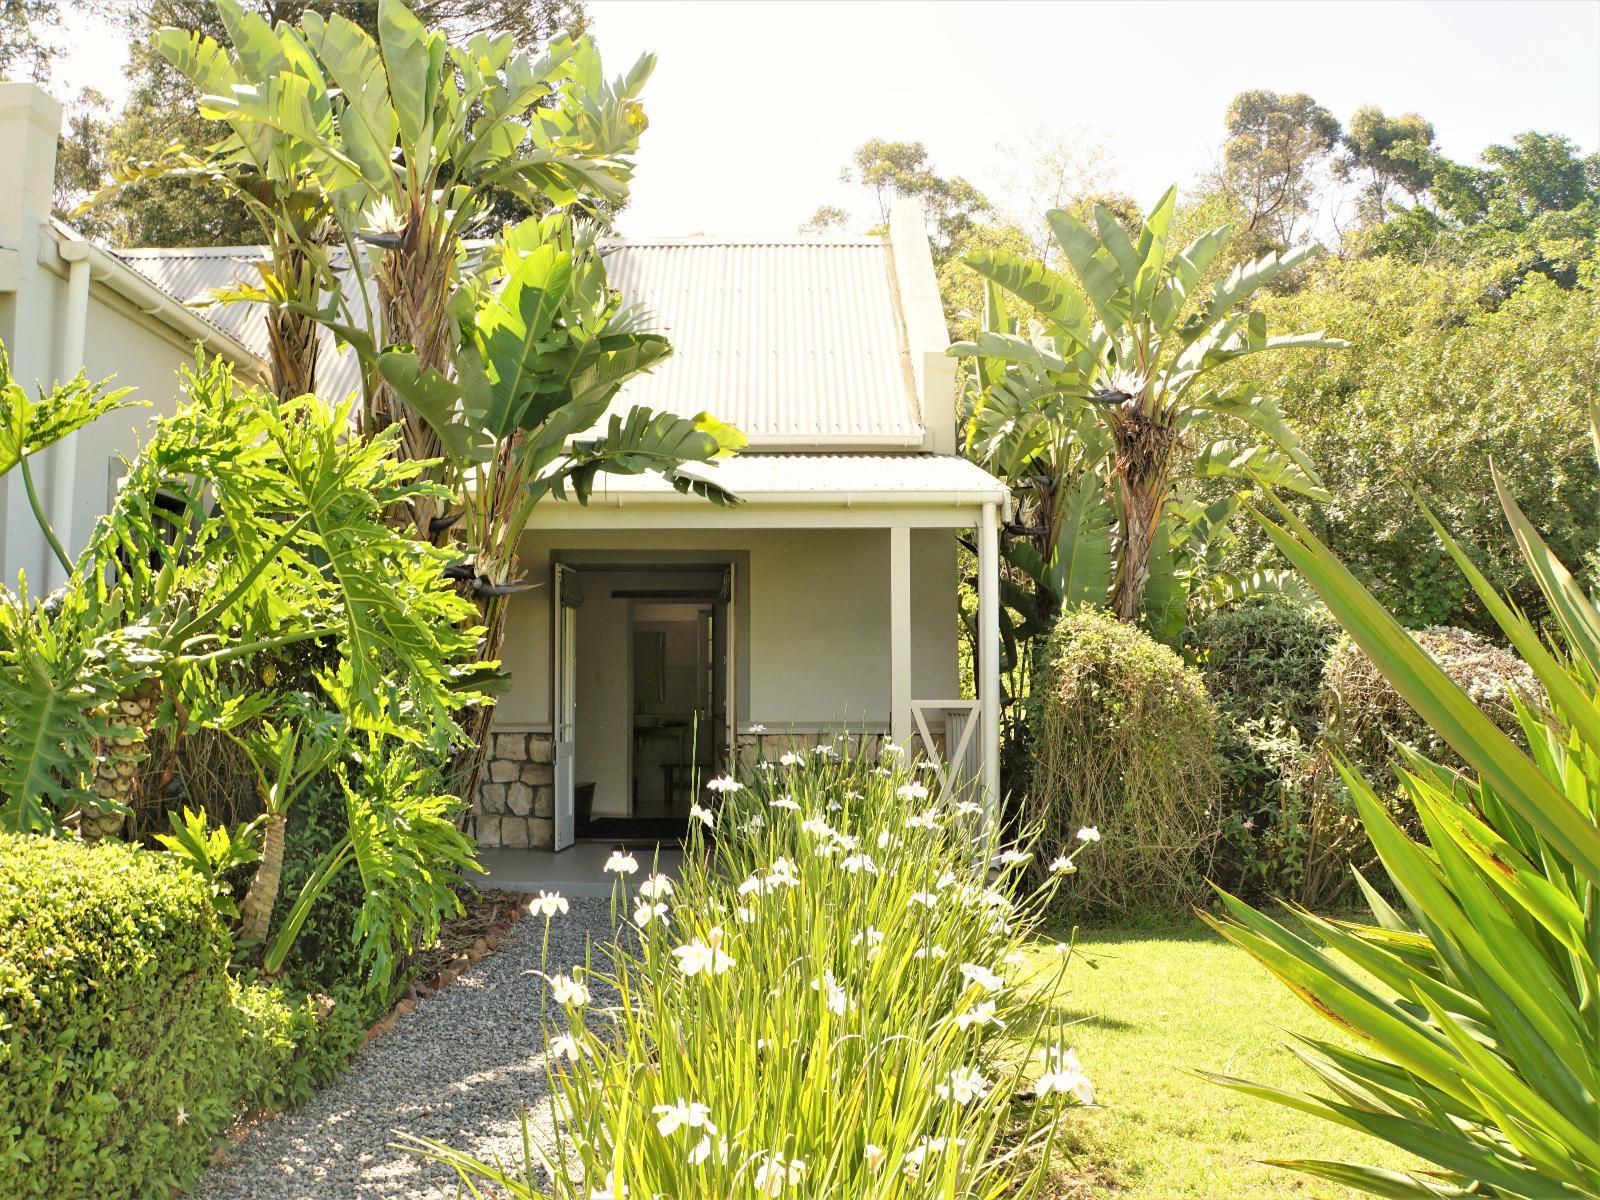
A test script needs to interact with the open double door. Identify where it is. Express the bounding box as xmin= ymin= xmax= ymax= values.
xmin=550 ymin=562 xmax=736 ymax=851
